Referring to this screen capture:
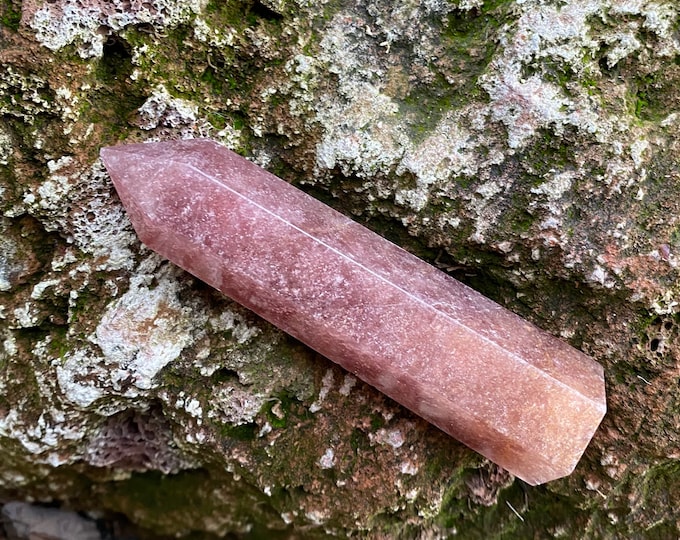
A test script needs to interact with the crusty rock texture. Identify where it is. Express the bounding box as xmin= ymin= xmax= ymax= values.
xmin=1 ymin=0 xmax=680 ymax=538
